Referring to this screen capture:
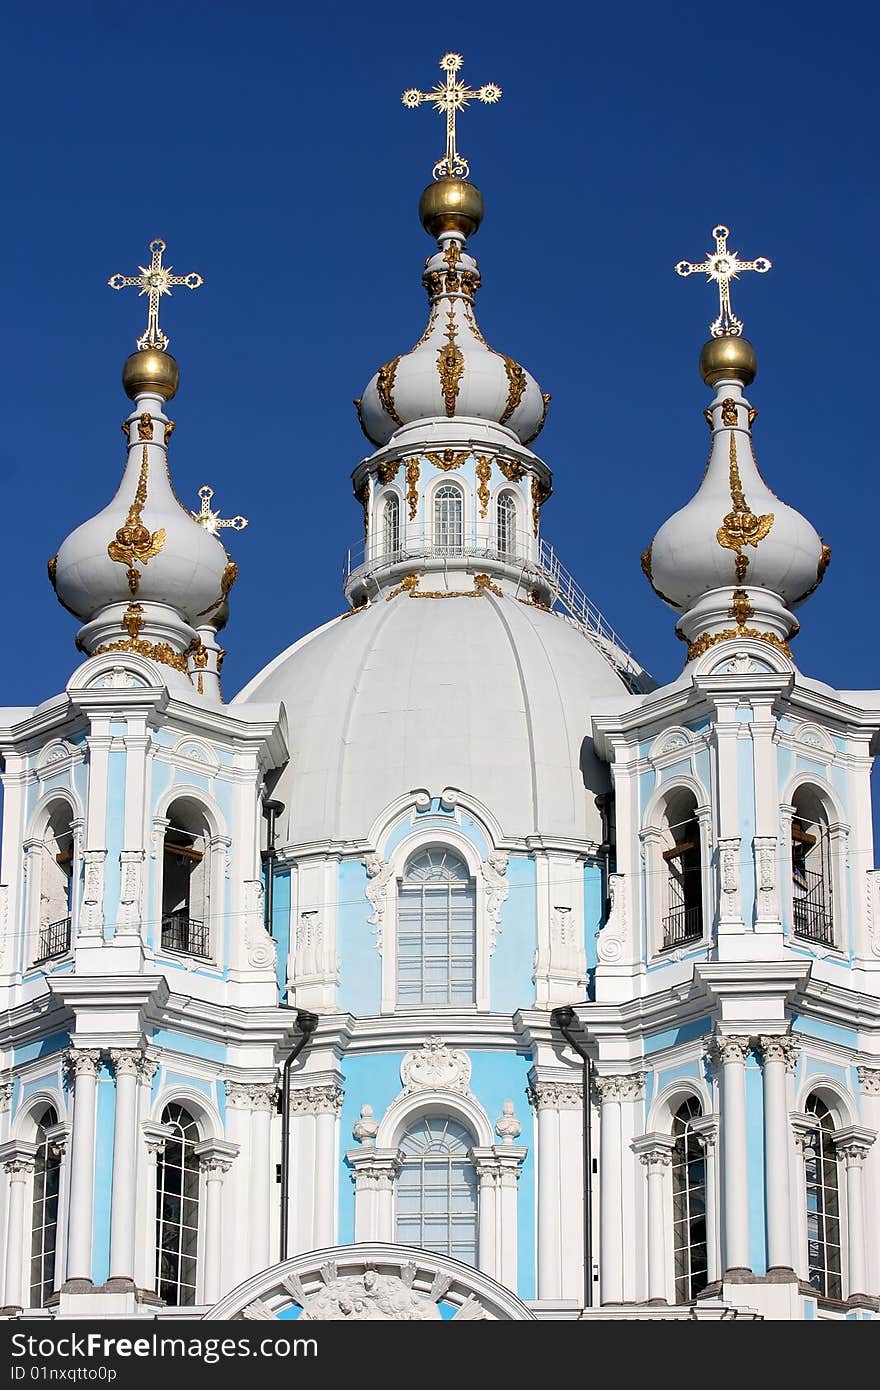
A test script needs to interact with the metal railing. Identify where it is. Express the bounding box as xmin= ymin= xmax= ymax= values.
xmin=161 ymin=914 xmax=210 ymax=958
xmin=792 ymin=875 xmax=834 ymax=947
xmin=343 ymin=528 xmax=534 ymax=579
xmin=35 ymin=916 xmax=71 ymax=962
xmin=661 ymin=906 xmax=703 ymax=950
